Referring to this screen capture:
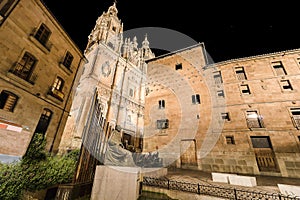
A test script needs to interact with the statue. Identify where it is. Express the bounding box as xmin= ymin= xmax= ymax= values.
xmin=104 ymin=129 xmax=163 ymax=168
xmin=103 ymin=130 xmax=136 ymax=167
